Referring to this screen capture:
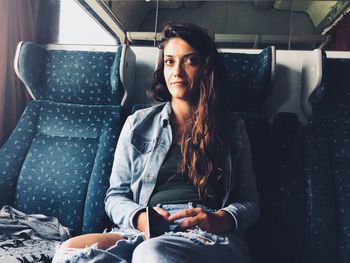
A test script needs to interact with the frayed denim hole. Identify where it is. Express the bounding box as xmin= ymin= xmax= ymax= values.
xmin=107 ymin=234 xmax=144 ymax=261
xmin=108 ymin=233 xmax=144 ymax=249
xmin=191 ymin=228 xmax=229 ymax=245
xmin=164 ymin=228 xmax=229 ymax=246
xmin=116 ymin=231 xmax=144 ymax=242
xmin=164 ymin=231 xmax=213 ymax=246
xmin=65 ymin=244 xmax=98 ymax=262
